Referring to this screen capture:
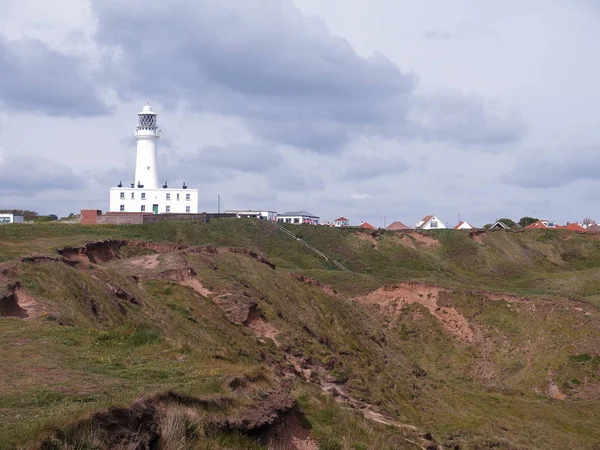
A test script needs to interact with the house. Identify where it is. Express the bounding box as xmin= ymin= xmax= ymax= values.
xmin=333 ymin=217 xmax=350 ymax=227
xmin=0 ymin=214 xmax=24 ymax=224
xmin=525 ymin=220 xmax=557 ymax=229
xmin=558 ymin=222 xmax=585 ymax=231
xmin=585 ymin=223 xmax=600 ymax=232
xmin=416 ymin=215 xmax=446 ymax=230
xmin=277 ymin=211 xmax=320 ymax=225
xmin=386 ymin=221 xmax=409 ymax=230
xmin=360 ymin=221 xmax=376 ymax=230
xmin=454 ymin=221 xmax=475 ymax=230
xmin=488 ymin=221 xmax=510 ymax=230
xmin=226 ymin=210 xmax=277 ymax=221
